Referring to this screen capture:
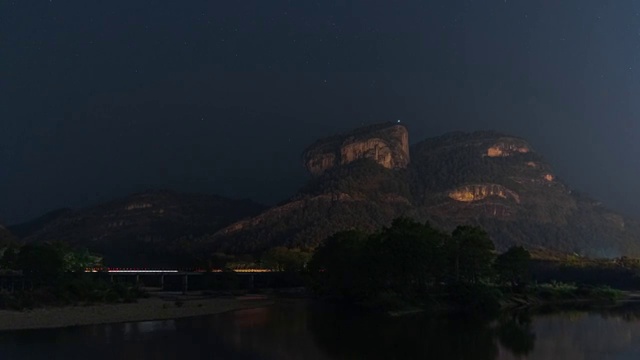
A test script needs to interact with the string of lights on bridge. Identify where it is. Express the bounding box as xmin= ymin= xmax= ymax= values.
xmin=84 ymin=268 xmax=272 ymax=273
